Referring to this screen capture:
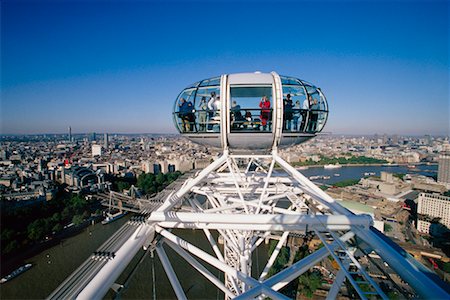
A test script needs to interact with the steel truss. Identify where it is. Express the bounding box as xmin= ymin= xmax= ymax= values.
xmin=145 ymin=150 xmax=448 ymax=299
xmin=49 ymin=150 xmax=449 ymax=299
